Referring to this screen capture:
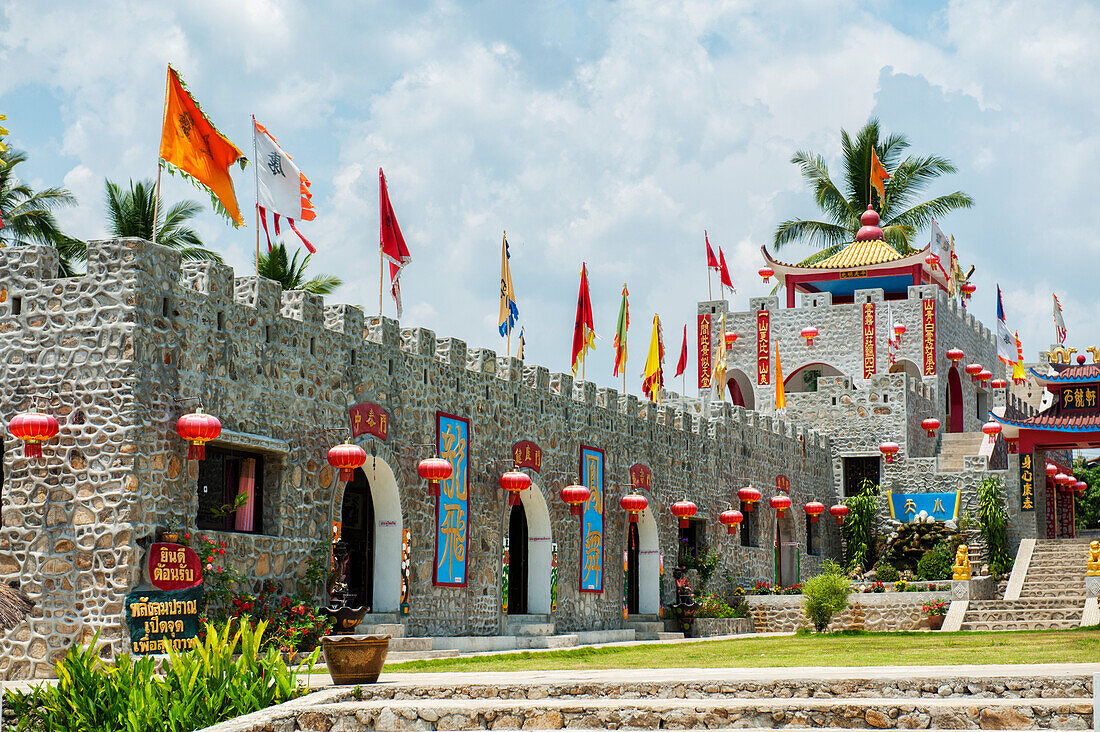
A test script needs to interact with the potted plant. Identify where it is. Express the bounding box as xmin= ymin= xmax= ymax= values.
xmin=923 ymin=599 xmax=948 ymax=630
xmin=161 ymin=518 xmax=183 ymax=544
